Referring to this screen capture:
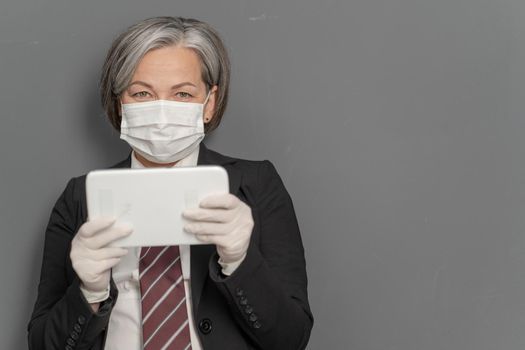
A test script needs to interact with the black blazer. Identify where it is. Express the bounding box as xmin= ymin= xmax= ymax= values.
xmin=28 ymin=144 xmax=313 ymax=350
